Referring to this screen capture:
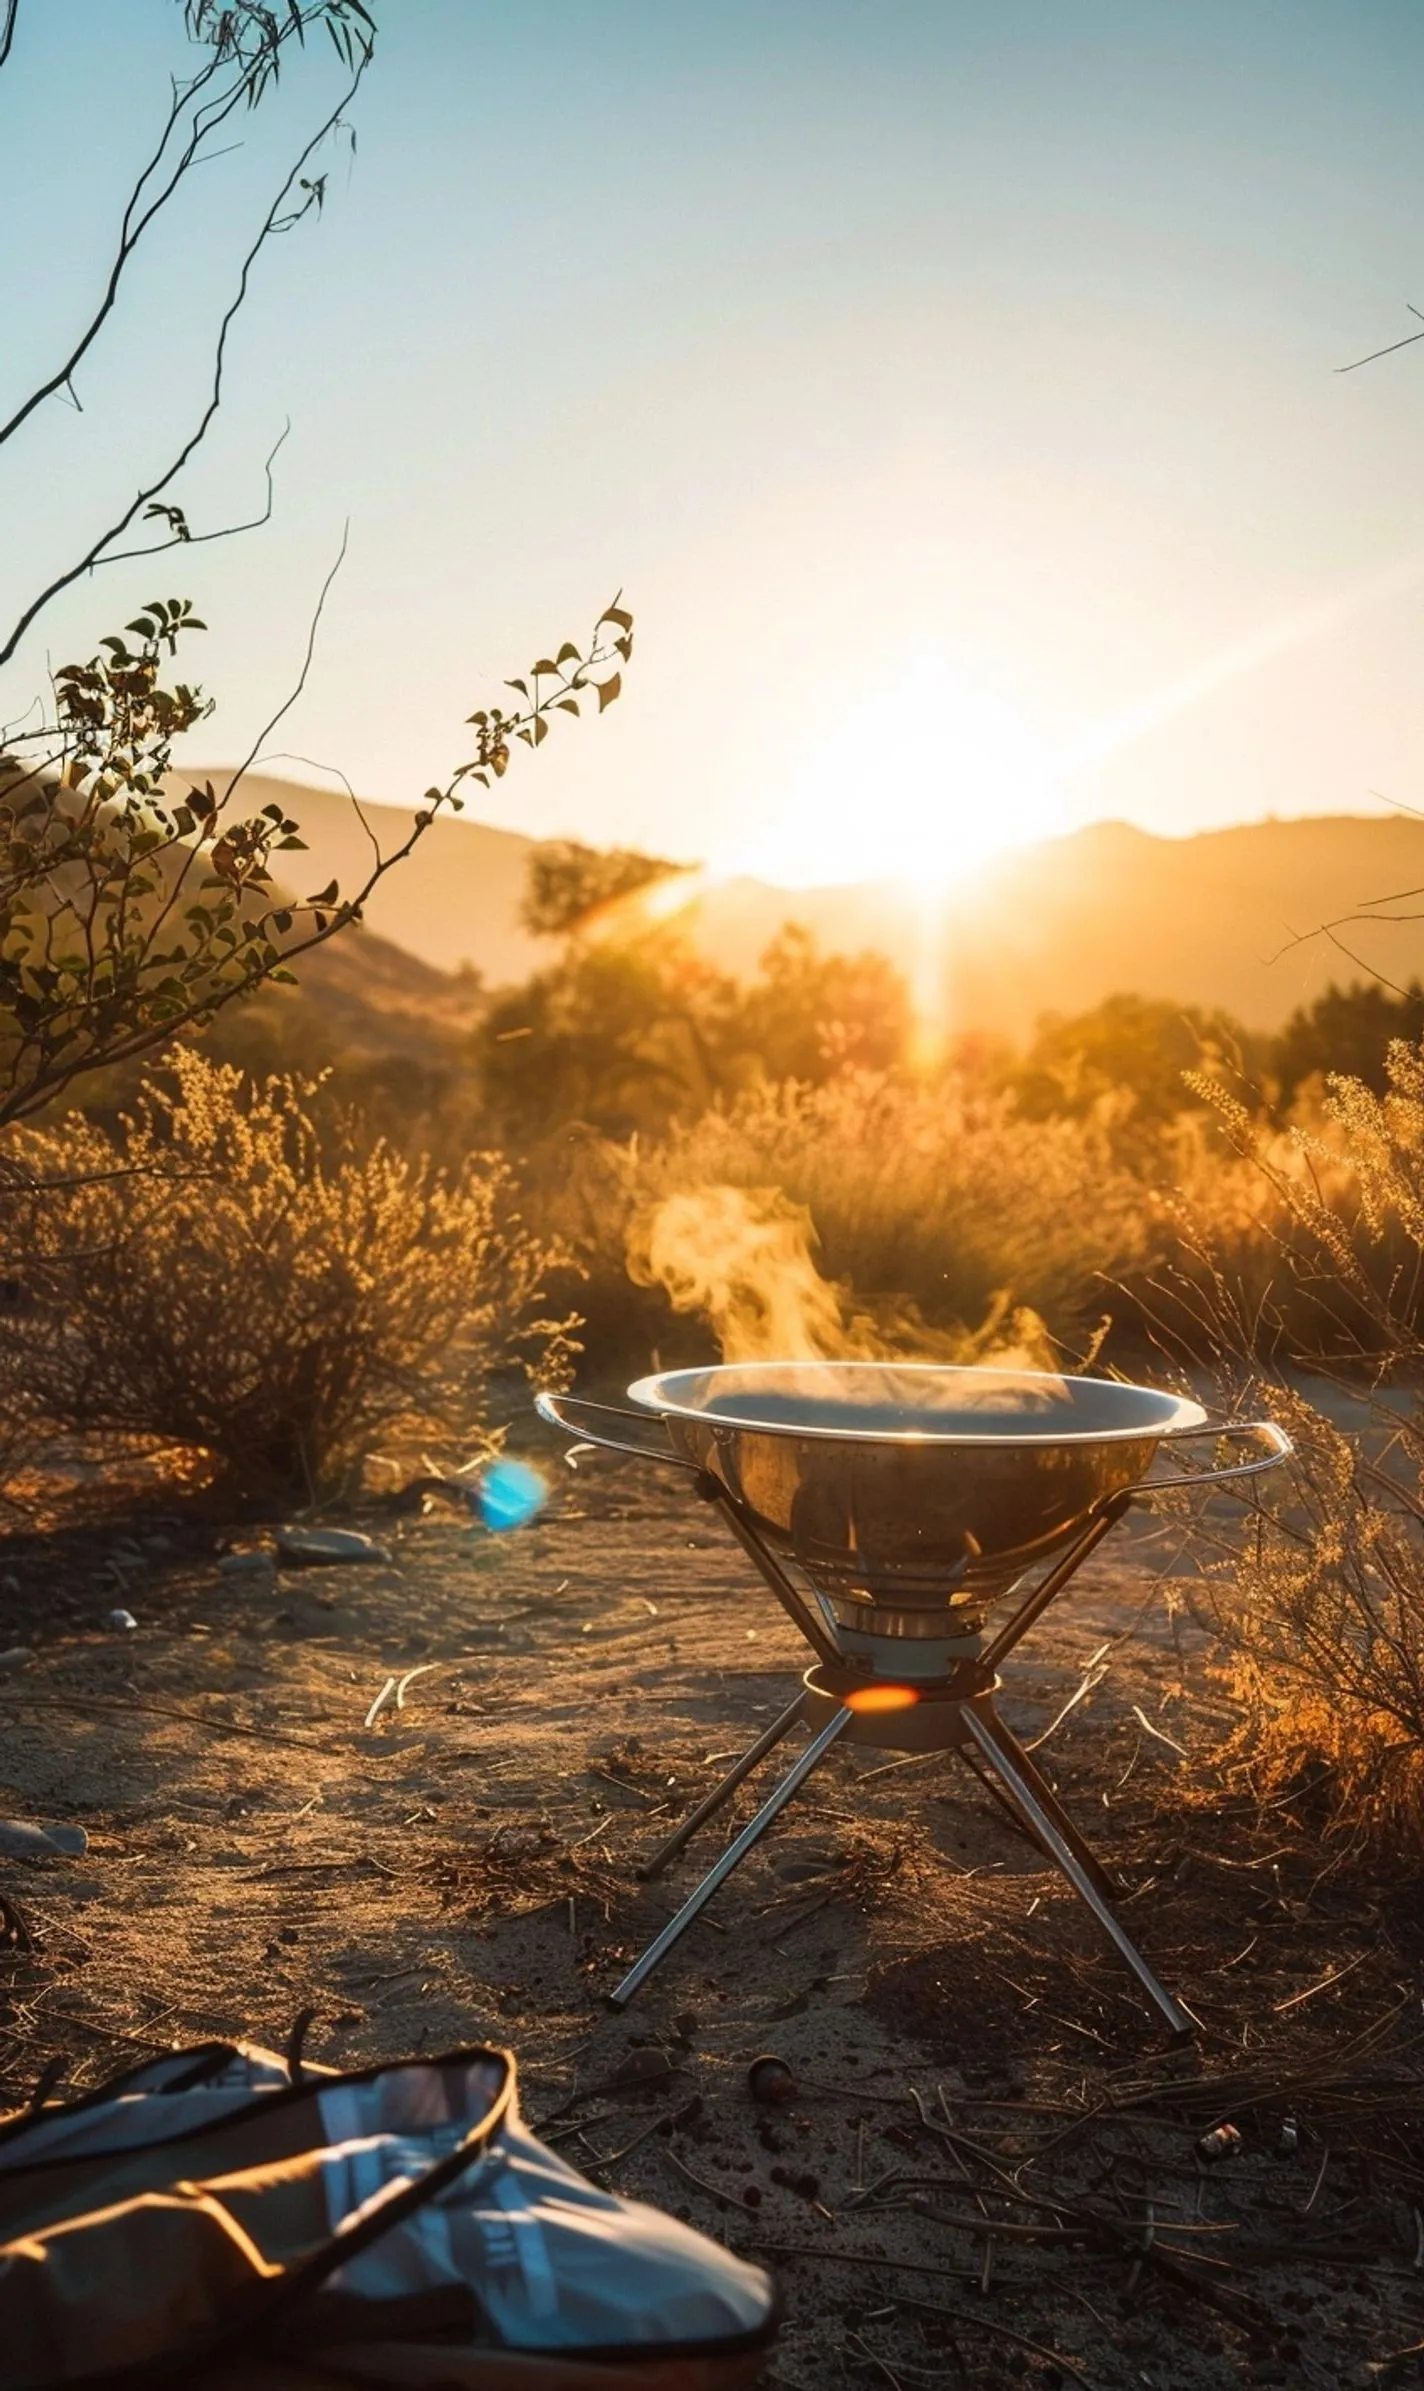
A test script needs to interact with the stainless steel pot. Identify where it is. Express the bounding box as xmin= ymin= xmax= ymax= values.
xmin=537 ymin=1363 xmax=1289 ymax=1649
